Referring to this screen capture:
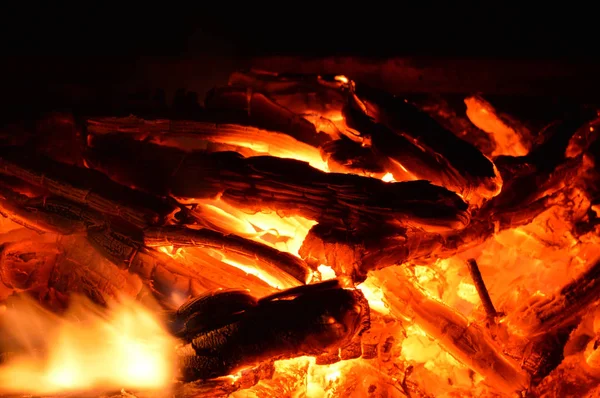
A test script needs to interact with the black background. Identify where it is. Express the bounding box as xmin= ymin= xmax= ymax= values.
xmin=0 ymin=5 xmax=596 ymax=58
